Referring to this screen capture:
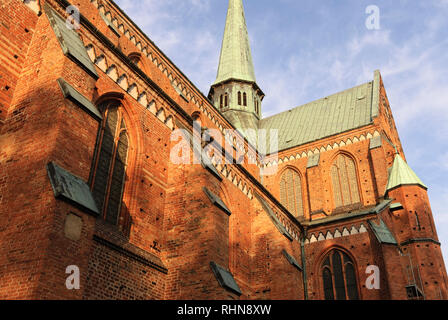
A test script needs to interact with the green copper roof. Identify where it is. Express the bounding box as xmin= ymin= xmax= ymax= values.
xmin=203 ymin=187 xmax=232 ymax=216
xmin=47 ymin=162 xmax=100 ymax=216
xmin=386 ymin=154 xmax=427 ymax=191
xmin=260 ymin=71 xmax=381 ymax=152
xmin=368 ymin=218 xmax=397 ymax=245
xmin=44 ymin=3 xmax=98 ymax=79
xmin=210 ymin=261 xmax=242 ymax=296
xmin=214 ymin=0 xmax=256 ymax=85
xmin=222 ymin=110 xmax=259 ymax=146
xmin=57 ymin=78 xmax=102 ymax=121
